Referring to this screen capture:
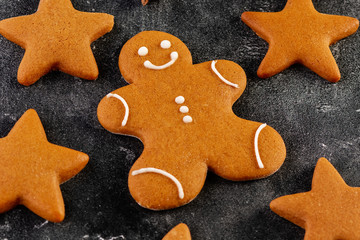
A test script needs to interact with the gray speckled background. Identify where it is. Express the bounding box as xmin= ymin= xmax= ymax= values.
xmin=0 ymin=0 xmax=359 ymax=239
